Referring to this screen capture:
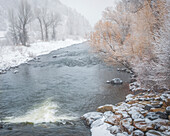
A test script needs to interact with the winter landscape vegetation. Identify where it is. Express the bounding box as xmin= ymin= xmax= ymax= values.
xmin=0 ymin=0 xmax=170 ymax=136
